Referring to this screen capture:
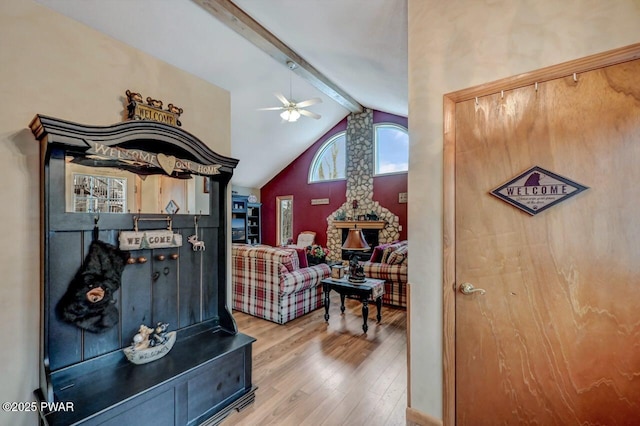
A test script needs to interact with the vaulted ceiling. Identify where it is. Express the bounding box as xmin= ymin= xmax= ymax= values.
xmin=35 ymin=0 xmax=408 ymax=188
